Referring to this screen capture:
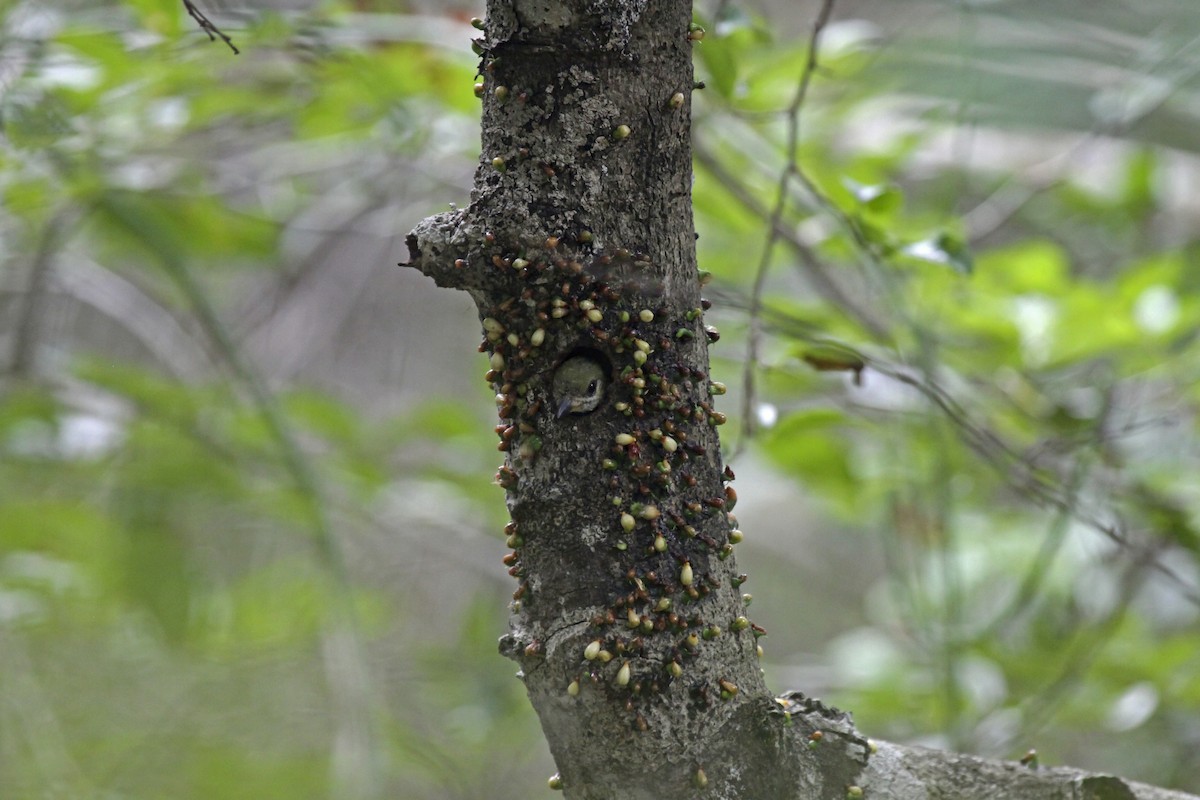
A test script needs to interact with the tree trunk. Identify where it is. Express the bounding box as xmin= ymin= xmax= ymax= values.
xmin=402 ymin=2 xmax=1200 ymax=799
